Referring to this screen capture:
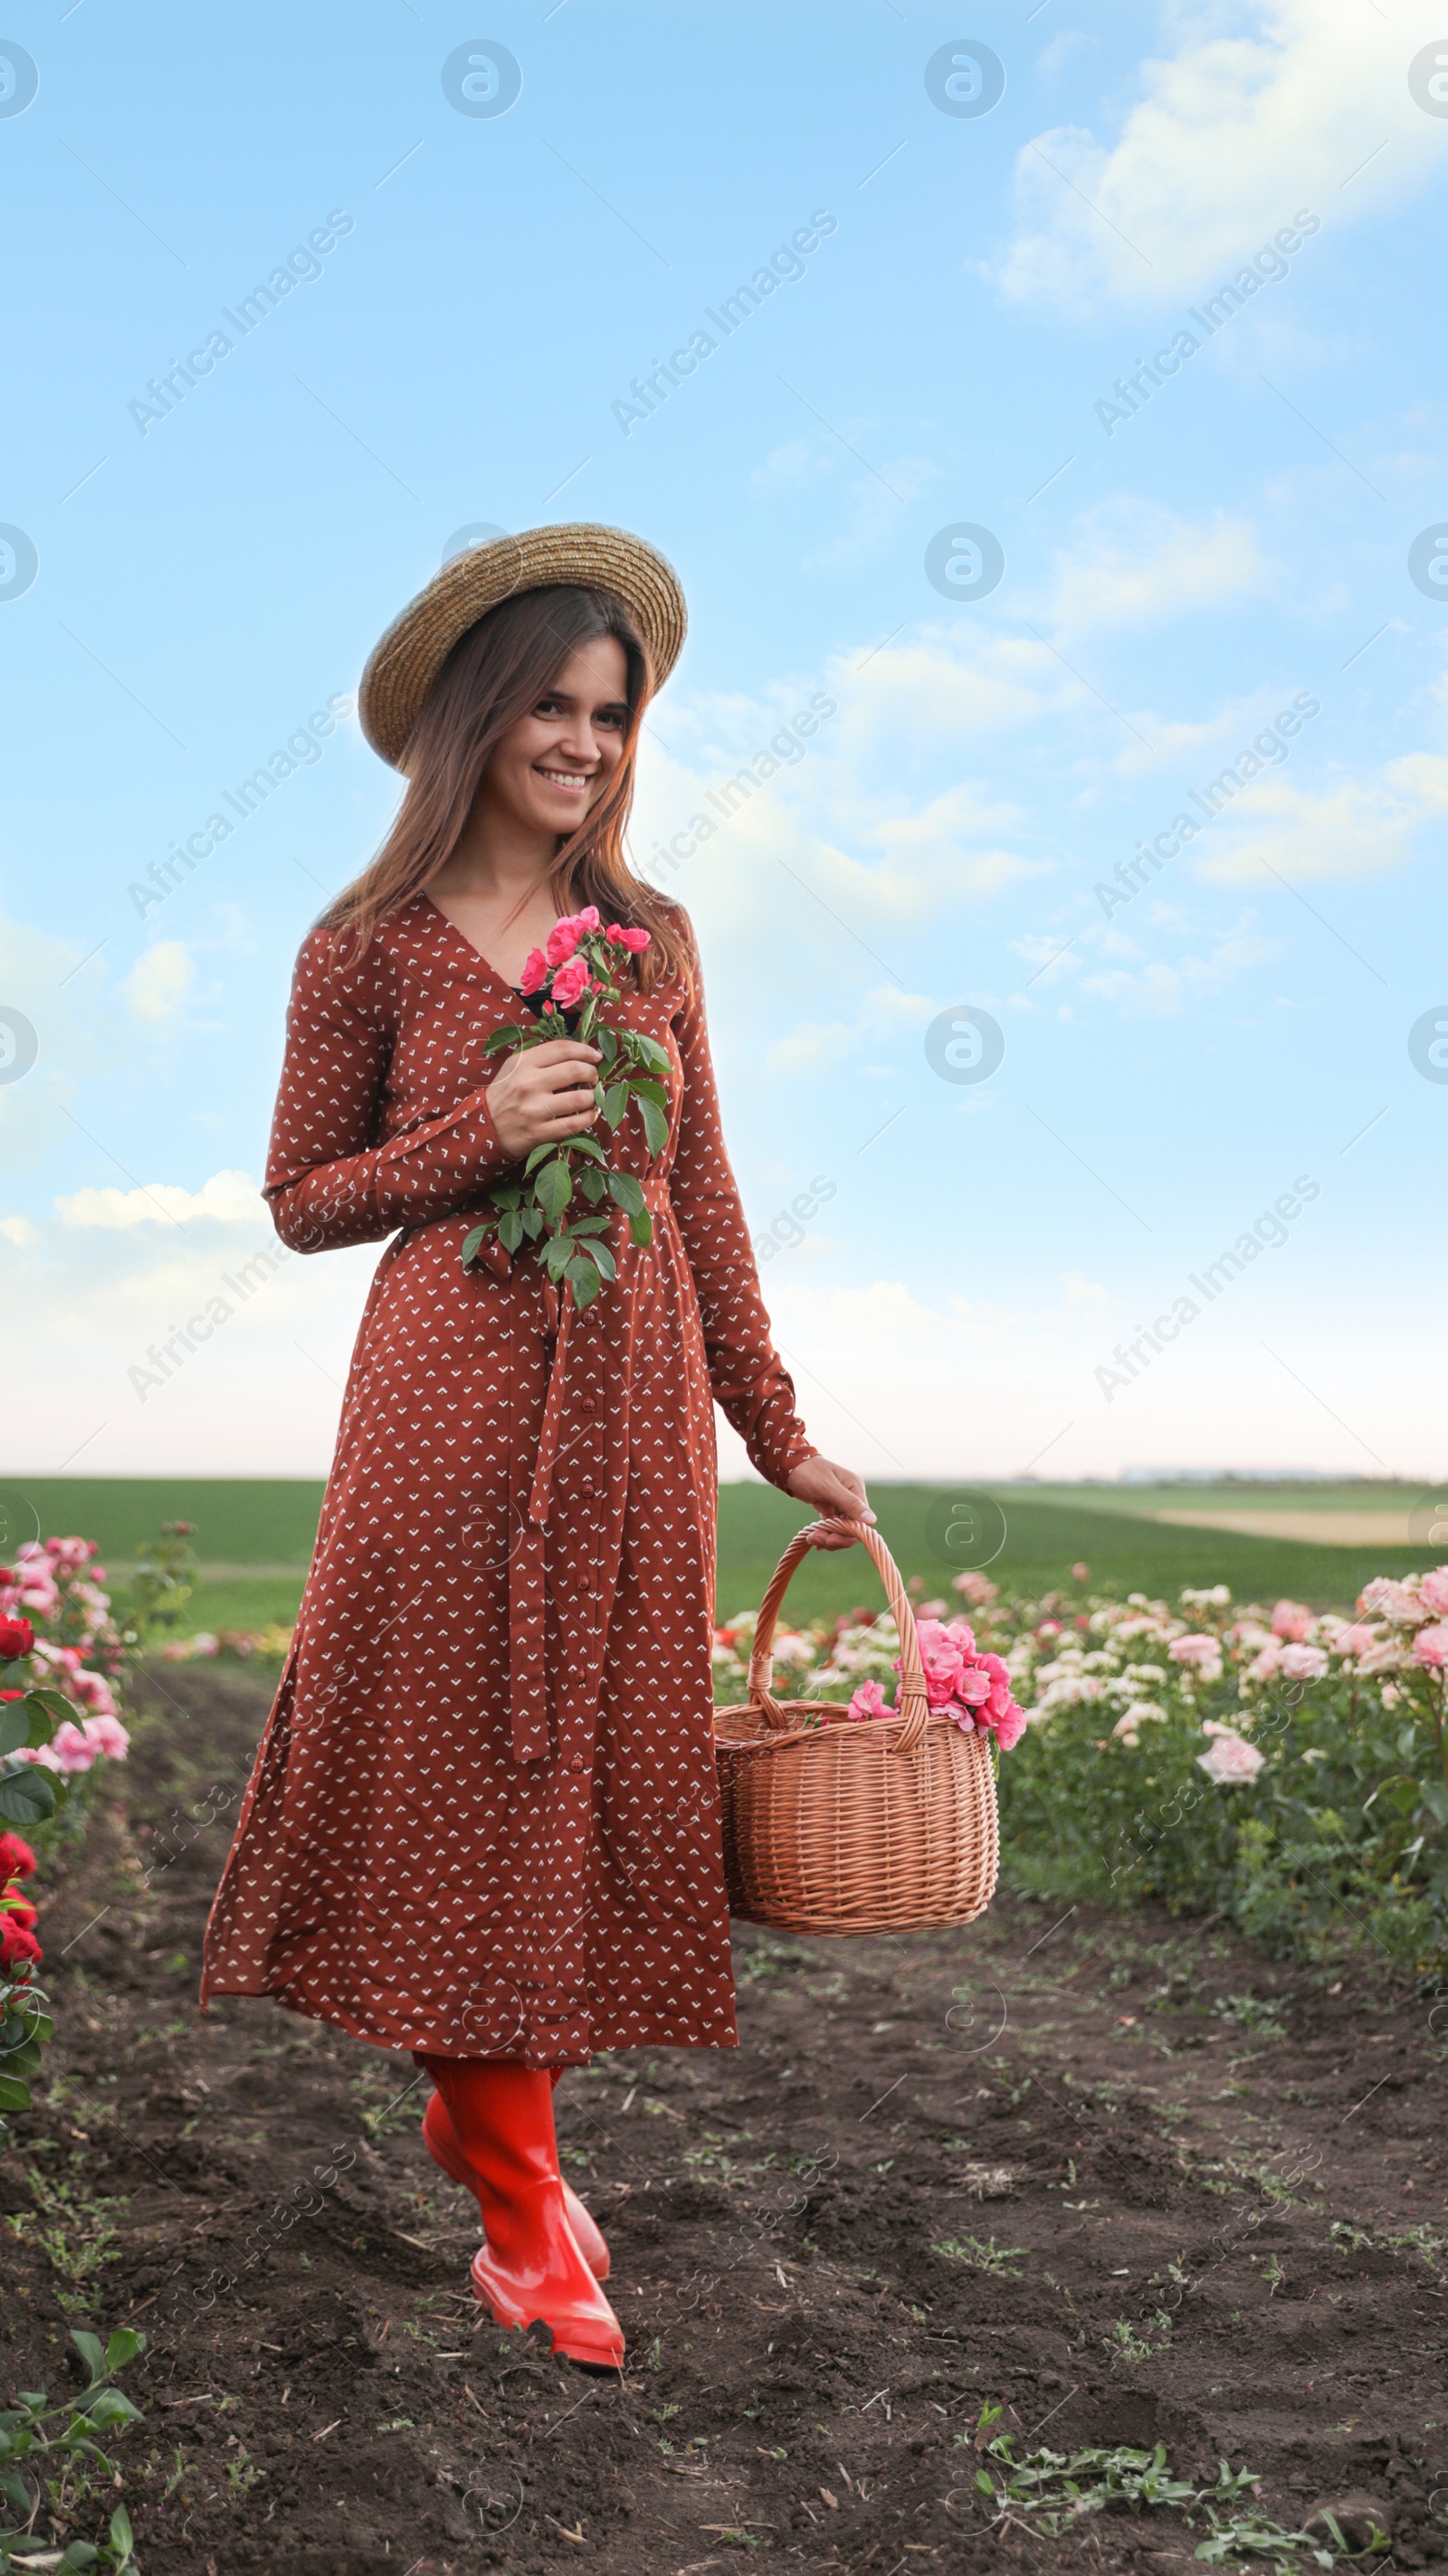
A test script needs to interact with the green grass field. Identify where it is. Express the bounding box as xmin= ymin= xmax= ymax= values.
xmin=4 ymin=1472 xmax=1441 ymax=1635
